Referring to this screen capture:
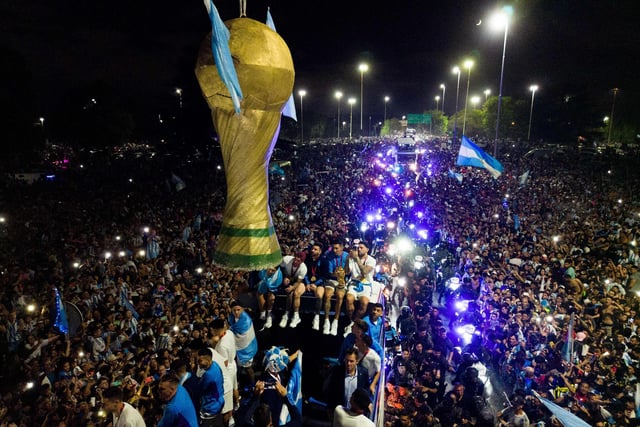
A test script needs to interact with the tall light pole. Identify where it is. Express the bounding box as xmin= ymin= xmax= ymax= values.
xmin=348 ymin=97 xmax=356 ymax=139
xmin=298 ymin=90 xmax=306 ymax=144
xmin=358 ymin=63 xmax=369 ymax=132
xmin=175 ymin=88 xmax=183 ymax=110
xmin=527 ymin=85 xmax=539 ymax=141
xmin=471 ymin=96 xmax=480 ymax=109
xmin=439 ymin=84 xmax=446 ymax=113
xmin=491 ymin=6 xmax=512 ymax=156
xmin=607 ymin=87 xmax=620 ymax=145
xmin=434 ymin=96 xmax=440 ymax=111
xmin=452 ymin=66 xmax=461 ymax=142
xmin=484 ymin=89 xmax=491 ymax=102
xmin=462 ymin=59 xmax=474 ymax=137
xmin=384 ymin=96 xmax=390 ymax=123
xmin=335 ymin=91 xmax=343 ymax=138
